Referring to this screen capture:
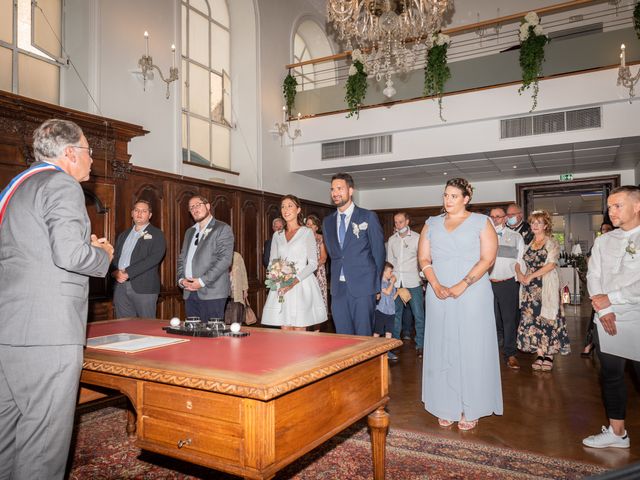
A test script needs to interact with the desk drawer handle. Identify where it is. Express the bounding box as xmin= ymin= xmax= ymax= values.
xmin=177 ymin=438 xmax=192 ymax=449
